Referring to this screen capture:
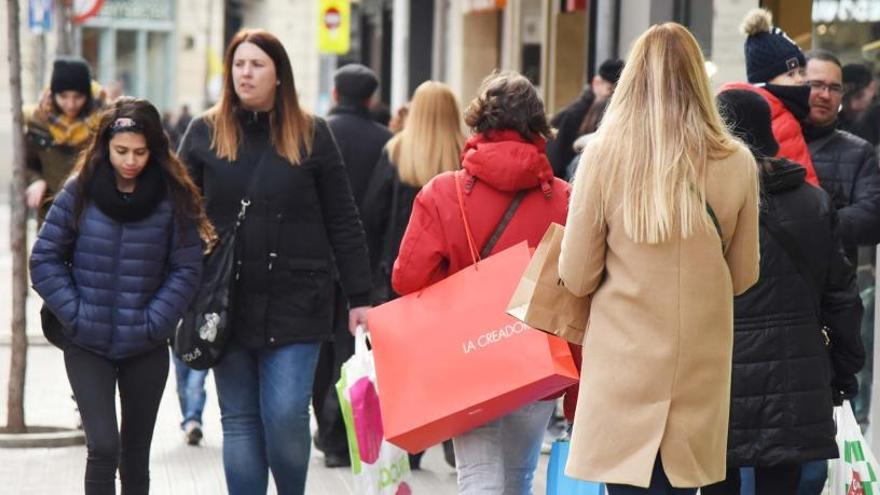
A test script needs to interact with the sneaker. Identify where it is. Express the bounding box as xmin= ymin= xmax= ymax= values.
xmin=324 ymin=452 xmax=351 ymax=468
xmin=184 ymin=420 xmax=203 ymax=446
